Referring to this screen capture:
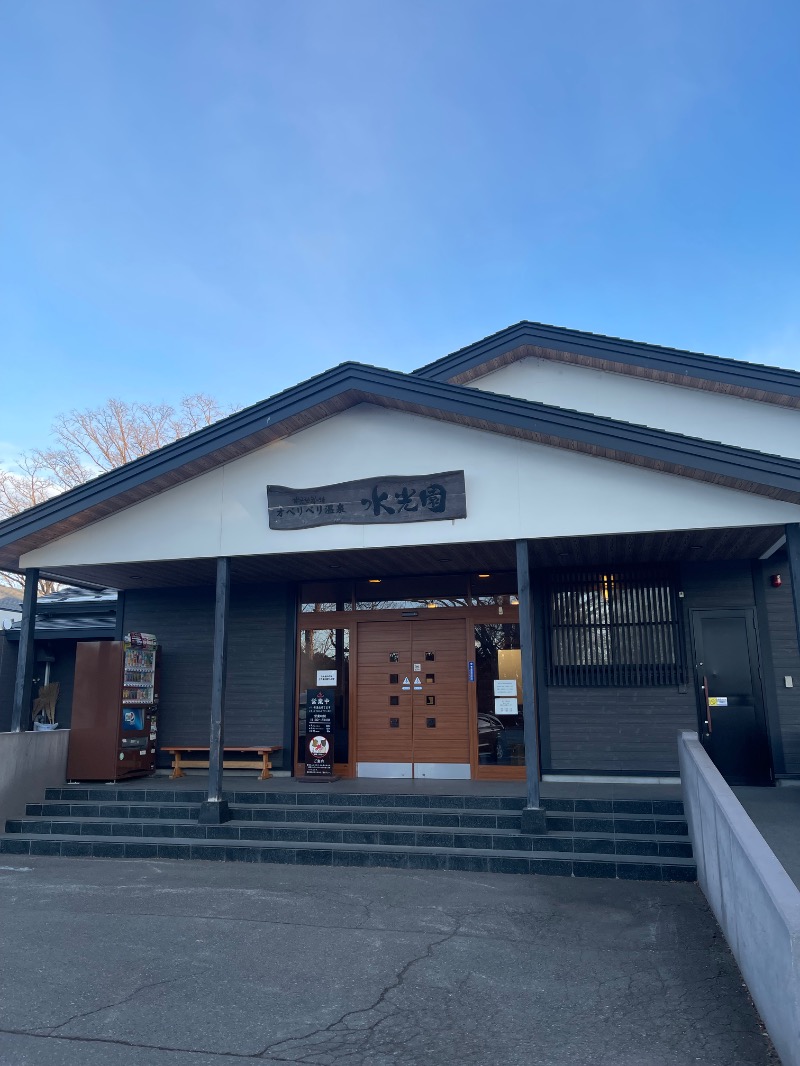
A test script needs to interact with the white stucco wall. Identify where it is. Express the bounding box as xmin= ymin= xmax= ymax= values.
xmin=471 ymin=358 xmax=800 ymax=458
xmin=20 ymin=404 xmax=800 ymax=568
